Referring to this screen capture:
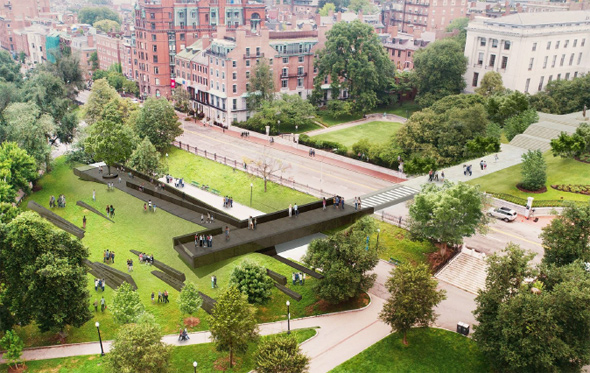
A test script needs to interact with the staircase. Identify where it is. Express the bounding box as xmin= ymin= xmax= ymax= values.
xmin=509 ymin=111 xmax=584 ymax=152
xmin=435 ymin=251 xmax=488 ymax=295
xmin=509 ymin=134 xmax=552 ymax=152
